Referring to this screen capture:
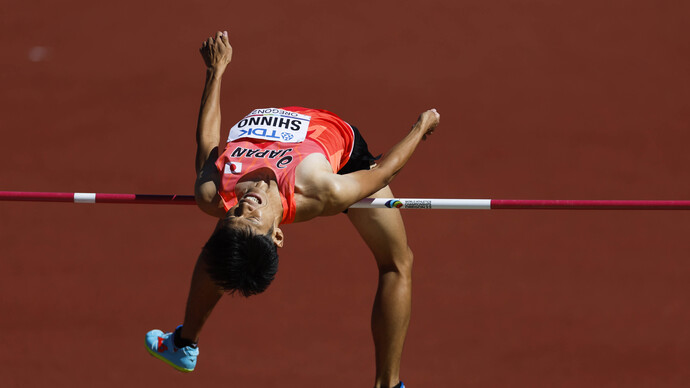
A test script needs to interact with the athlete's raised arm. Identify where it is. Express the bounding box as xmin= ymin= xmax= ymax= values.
xmin=311 ymin=109 xmax=440 ymax=215
xmin=194 ymin=31 xmax=232 ymax=217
